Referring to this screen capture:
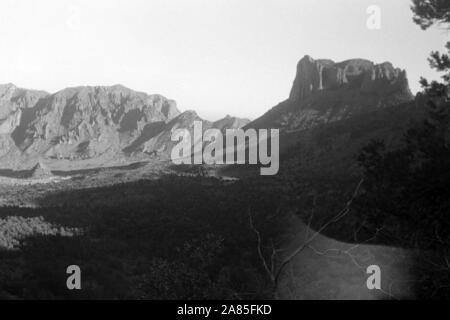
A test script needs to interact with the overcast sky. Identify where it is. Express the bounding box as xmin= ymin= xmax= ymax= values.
xmin=0 ymin=0 xmax=448 ymax=121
